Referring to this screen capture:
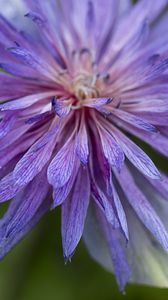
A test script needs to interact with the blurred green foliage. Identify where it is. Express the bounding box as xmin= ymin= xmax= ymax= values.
xmin=0 ymin=208 xmax=168 ymax=300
